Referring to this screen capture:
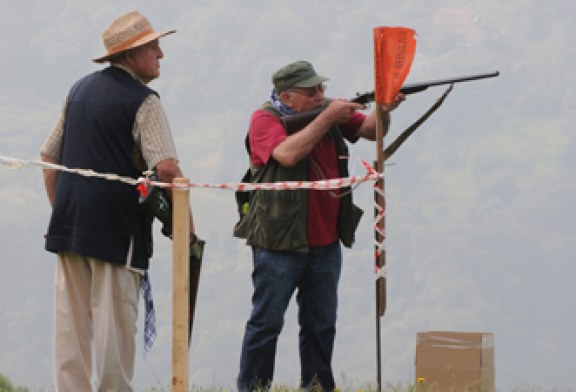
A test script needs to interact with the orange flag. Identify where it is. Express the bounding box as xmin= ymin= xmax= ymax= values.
xmin=373 ymin=27 xmax=416 ymax=104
